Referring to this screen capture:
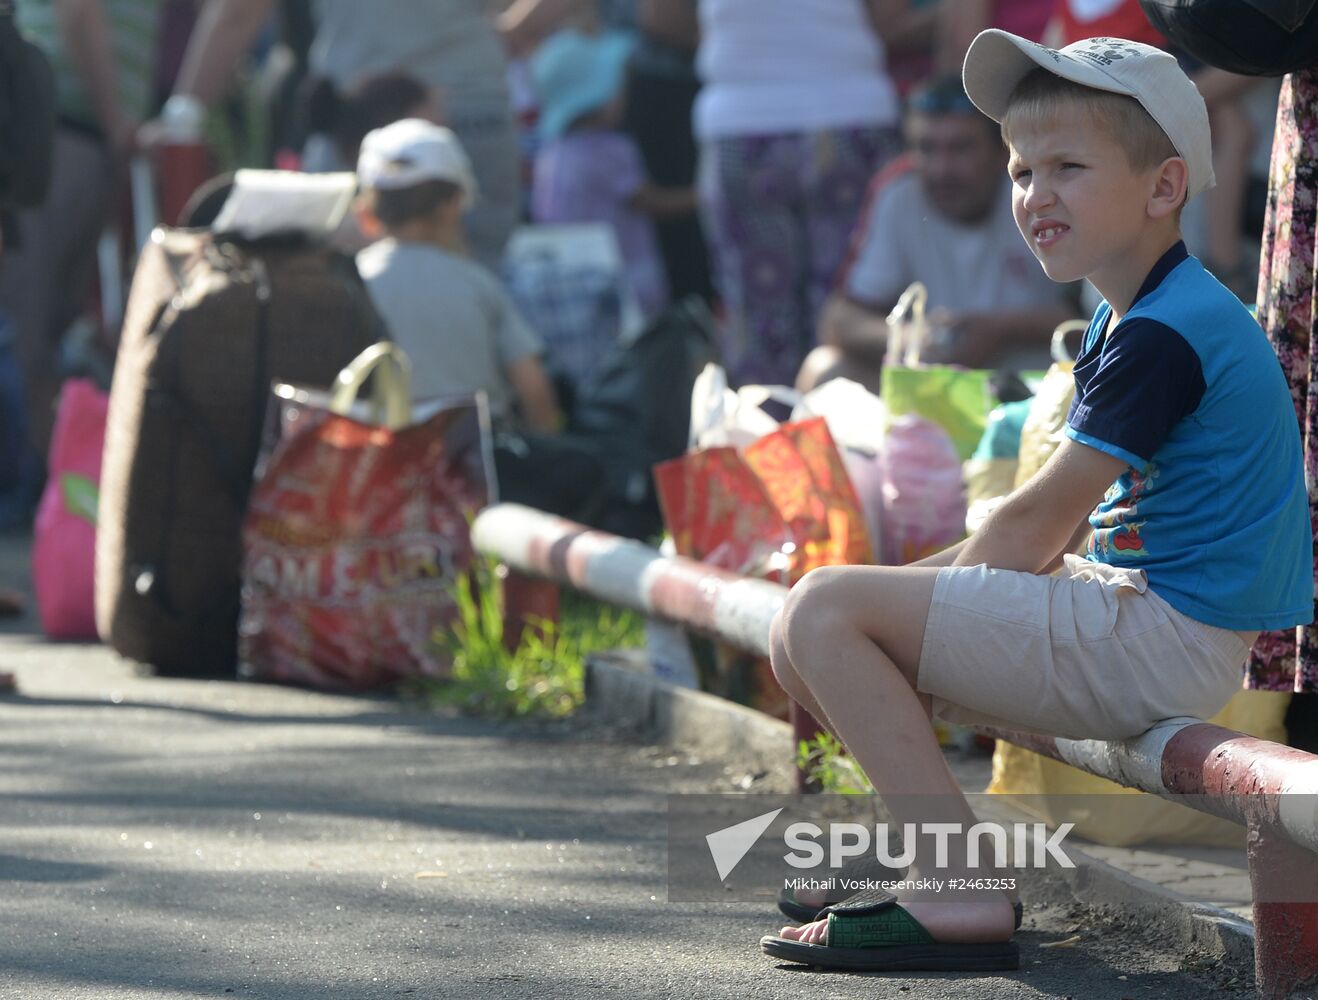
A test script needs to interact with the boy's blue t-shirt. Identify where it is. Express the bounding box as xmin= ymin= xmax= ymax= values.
xmin=1064 ymin=241 xmax=1312 ymax=631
